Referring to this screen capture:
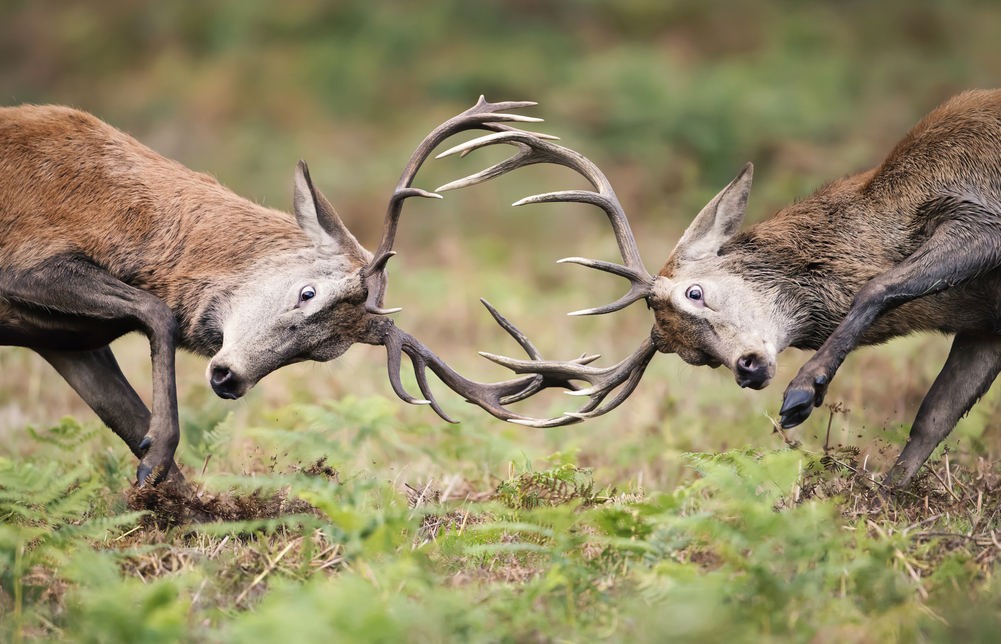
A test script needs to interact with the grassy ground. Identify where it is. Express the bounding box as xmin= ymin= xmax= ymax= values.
xmin=4 ymin=1 xmax=1001 ymax=641
xmin=4 ymin=369 xmax=1001 ymax=642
